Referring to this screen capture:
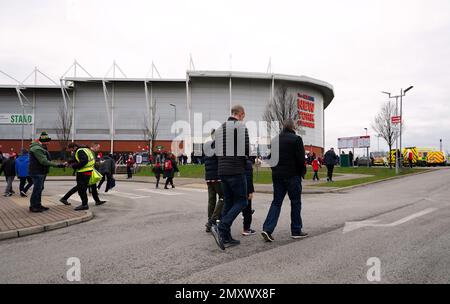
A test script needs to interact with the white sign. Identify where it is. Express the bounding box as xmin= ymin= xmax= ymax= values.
xmin=338 ymin=136 xmax=371 ymax=149
xmin=0 ymin=113 xmax=34 ymax=125
xmin=136 ymin=154 xmax=143 ymax=164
